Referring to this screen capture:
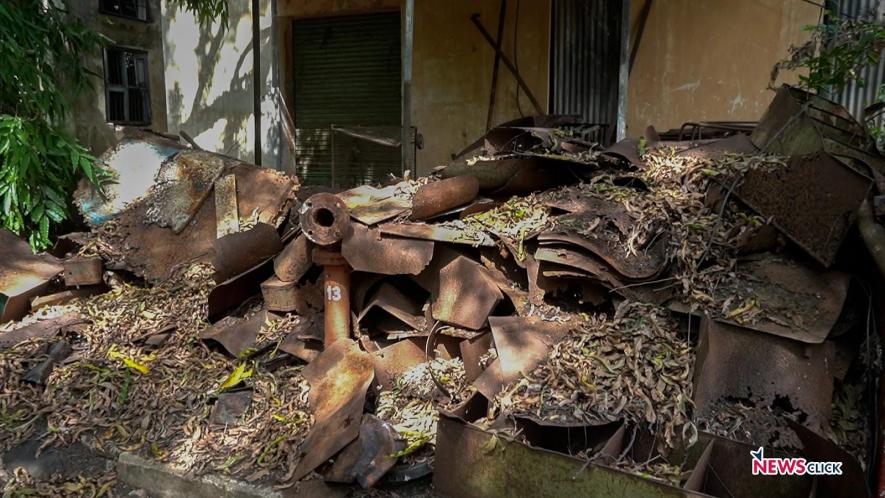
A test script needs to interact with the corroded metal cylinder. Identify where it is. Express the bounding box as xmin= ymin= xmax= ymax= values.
xmin=299 ymin=192 xmax=349 ymax=246
xmin=409 ymin=175 xmax=480 ymax=220
xmin=313 ymin=248 xmax=351 ymax=346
